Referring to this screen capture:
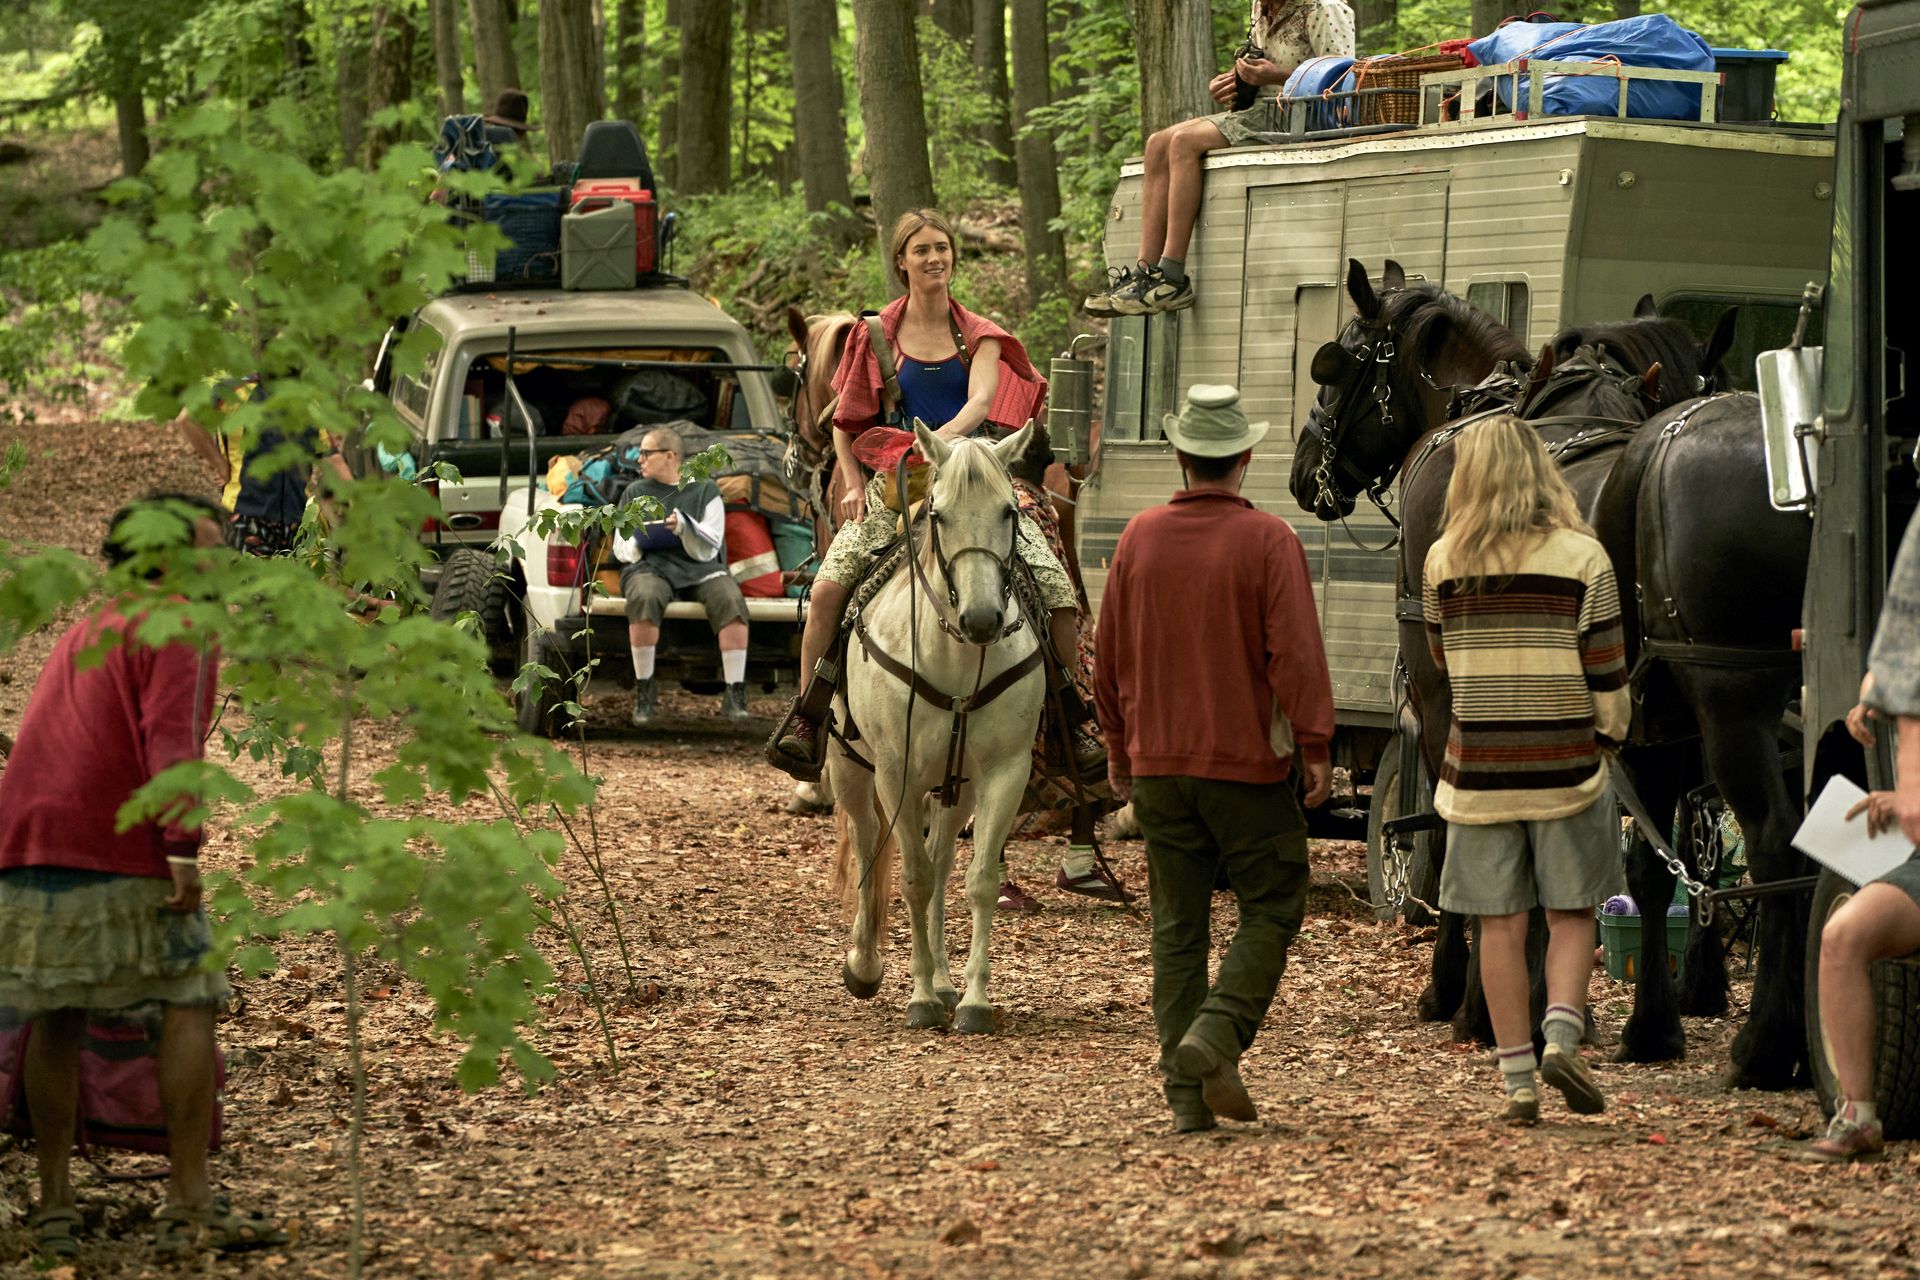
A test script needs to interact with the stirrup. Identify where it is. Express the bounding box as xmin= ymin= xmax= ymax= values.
xmin=765 ymin=699 xmax=827 ymax=780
